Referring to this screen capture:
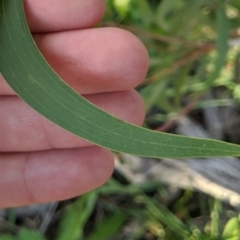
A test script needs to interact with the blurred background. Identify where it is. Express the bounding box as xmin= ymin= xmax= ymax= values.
xmin=1 ymin=0 xmax=240 ymax=239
